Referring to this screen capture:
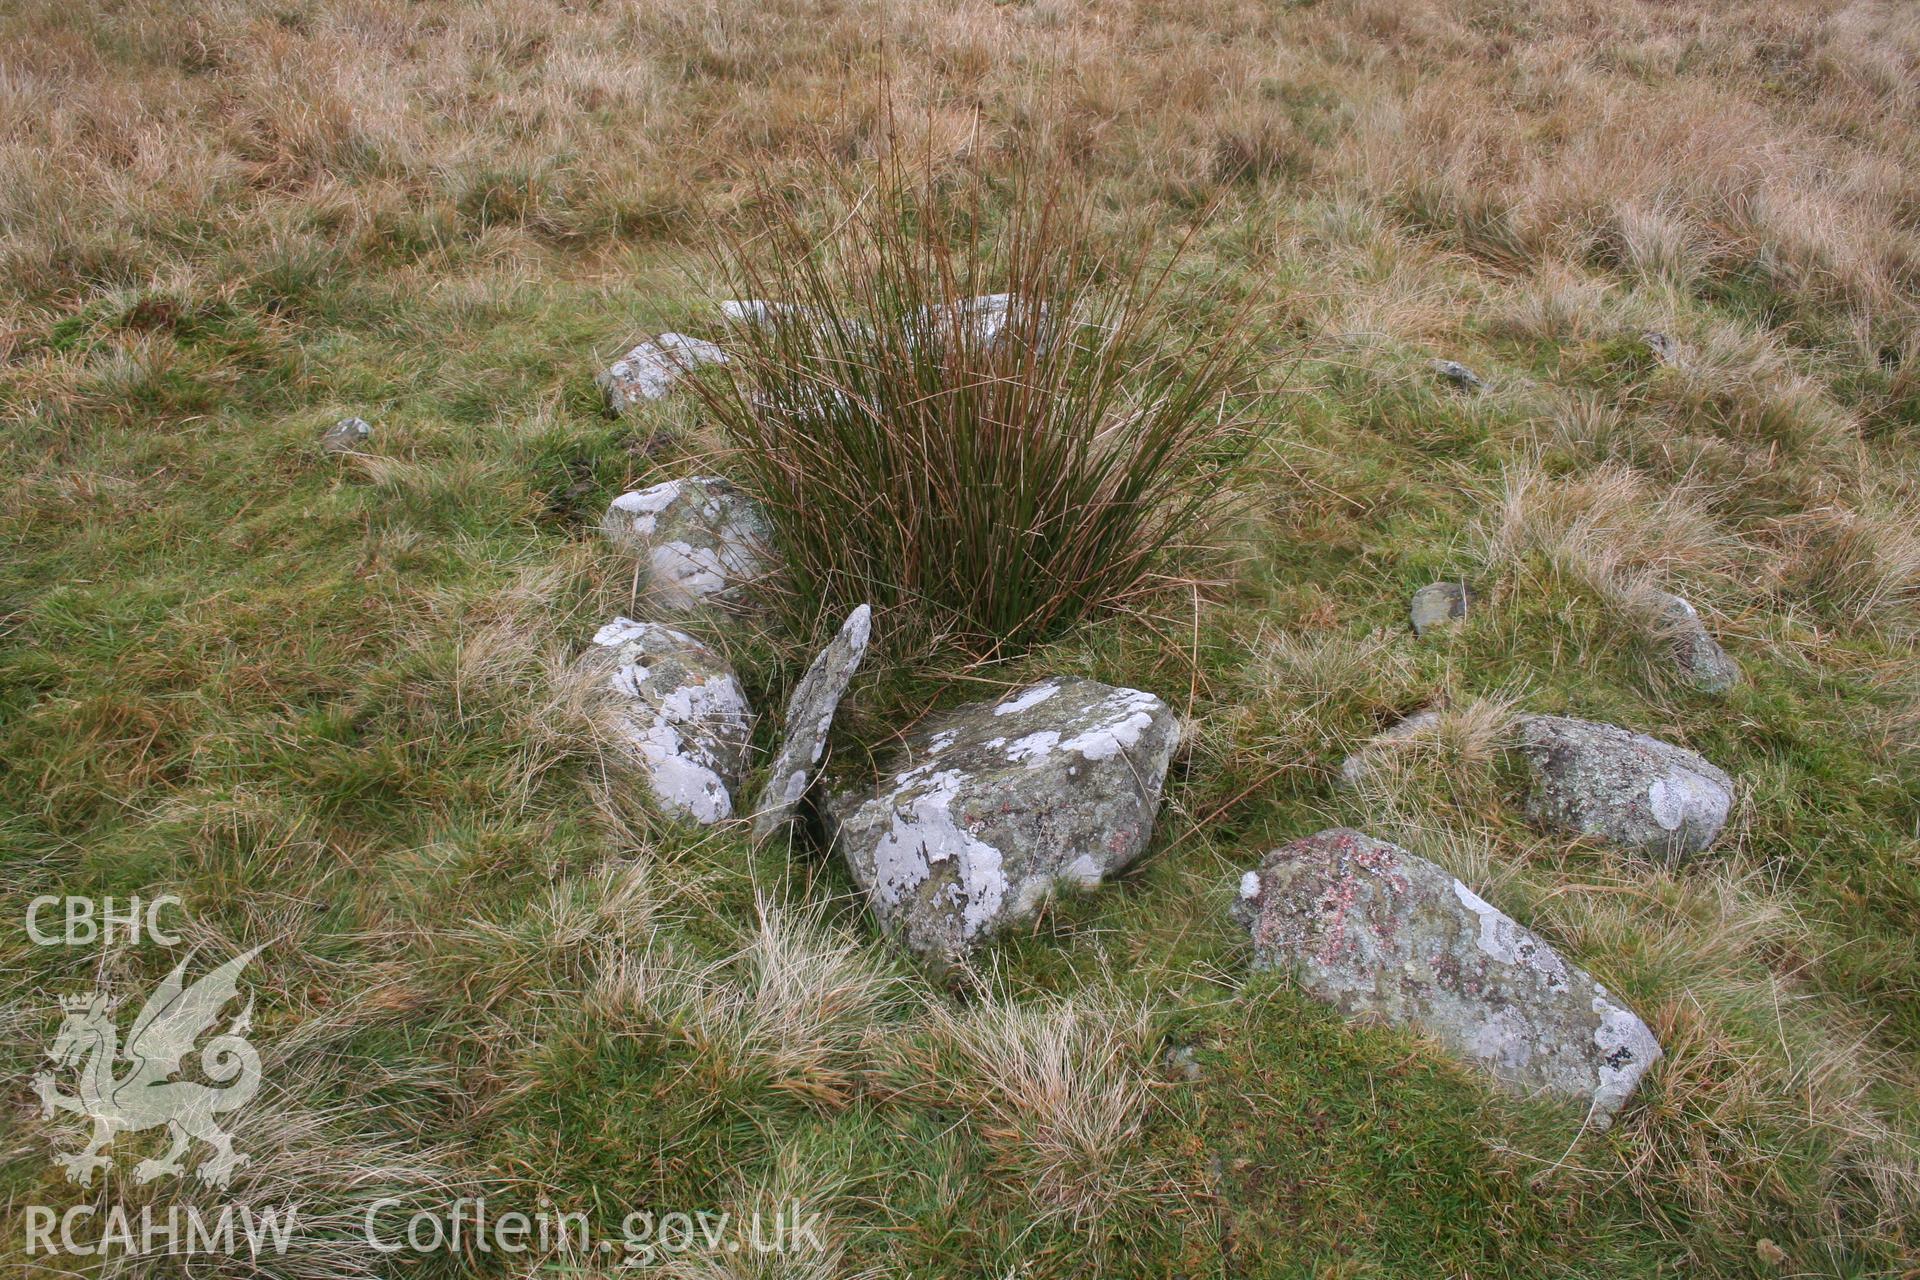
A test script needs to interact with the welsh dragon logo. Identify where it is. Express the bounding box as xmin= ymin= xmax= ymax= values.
xmin=32 ymin=948 xmax=264 ymax=1188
